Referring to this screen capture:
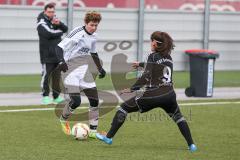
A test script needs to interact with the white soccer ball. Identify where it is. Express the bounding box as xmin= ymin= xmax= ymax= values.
xmin=71 ymin=123 xmax=90 ymax=140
